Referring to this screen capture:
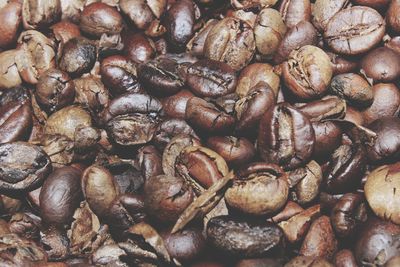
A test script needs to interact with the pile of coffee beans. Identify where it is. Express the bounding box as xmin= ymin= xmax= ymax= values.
xmin=0 ymin=0 xmax=400 ymax=266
